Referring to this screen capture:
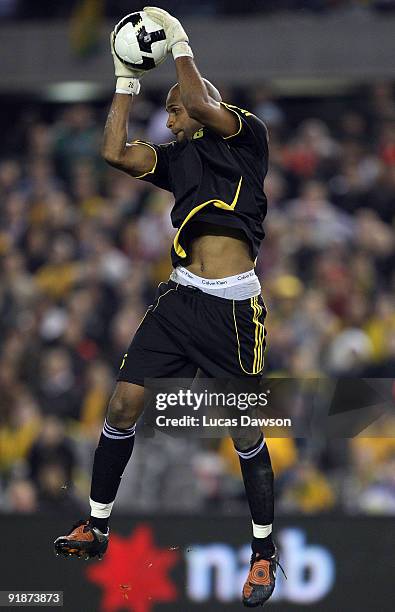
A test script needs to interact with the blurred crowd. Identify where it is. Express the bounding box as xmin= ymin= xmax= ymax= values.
xmin=2 ymin=0 xmax=395 ymax=20
xmin=0 ymin=80 xmax=394 ymax=517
